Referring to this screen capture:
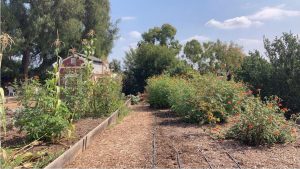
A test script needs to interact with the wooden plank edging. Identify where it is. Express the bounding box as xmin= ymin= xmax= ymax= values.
xmin=44 ymin=99 xmax=131 ymax=169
